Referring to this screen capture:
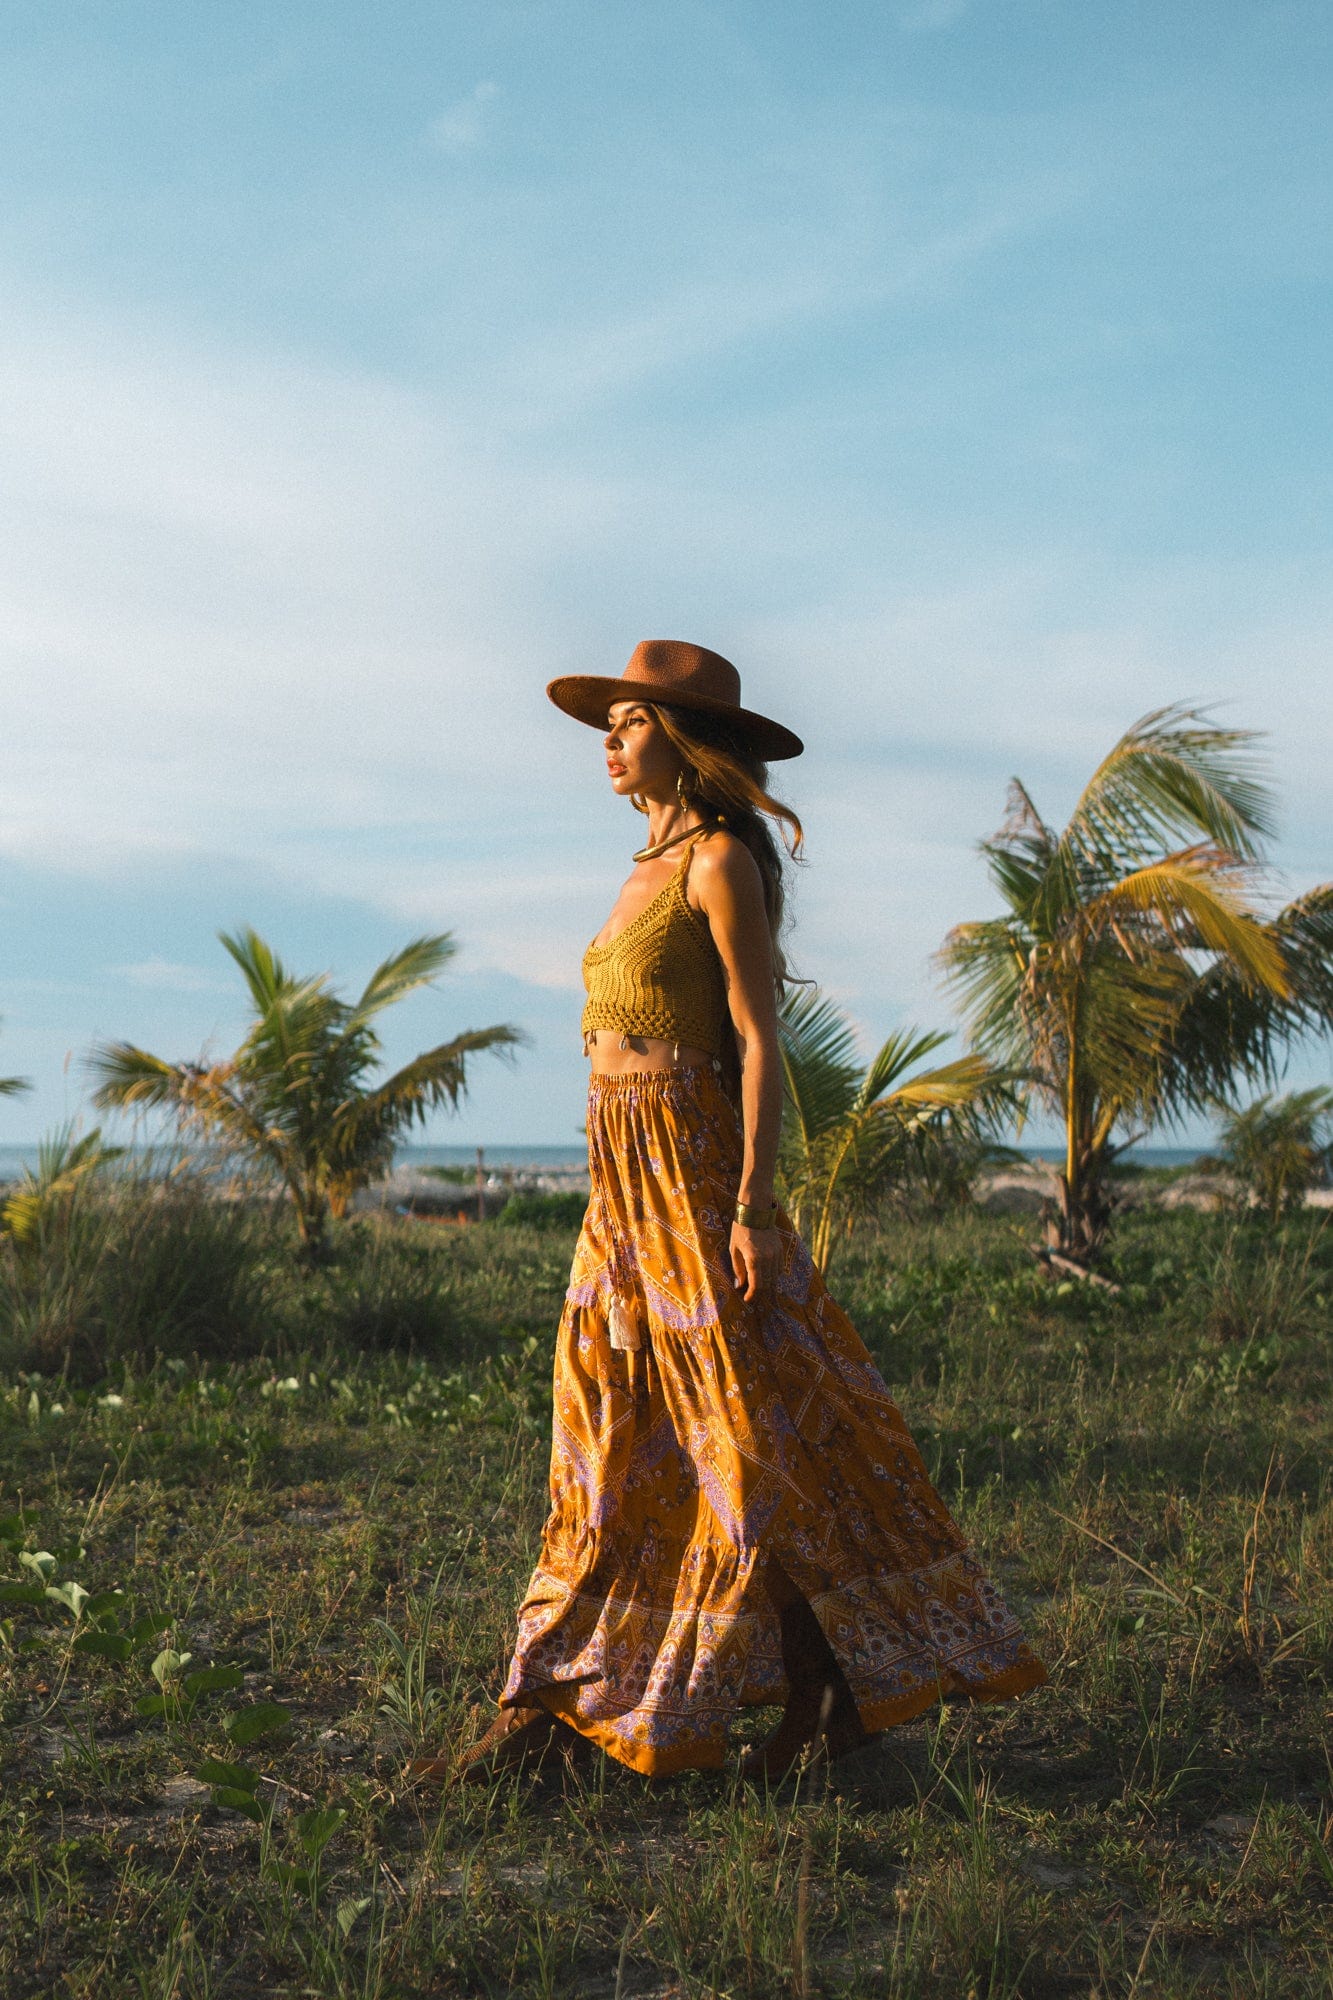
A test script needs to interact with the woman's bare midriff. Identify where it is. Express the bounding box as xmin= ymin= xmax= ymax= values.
xmin=586 ymin=1032 xmax=715 ymax=1076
